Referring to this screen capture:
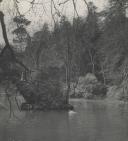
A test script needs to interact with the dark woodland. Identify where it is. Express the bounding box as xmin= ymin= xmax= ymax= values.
xmin=0 ymin=0 xmax=128 ymax=141
xmin=0 ymin=0 xmax=128 ymax=109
